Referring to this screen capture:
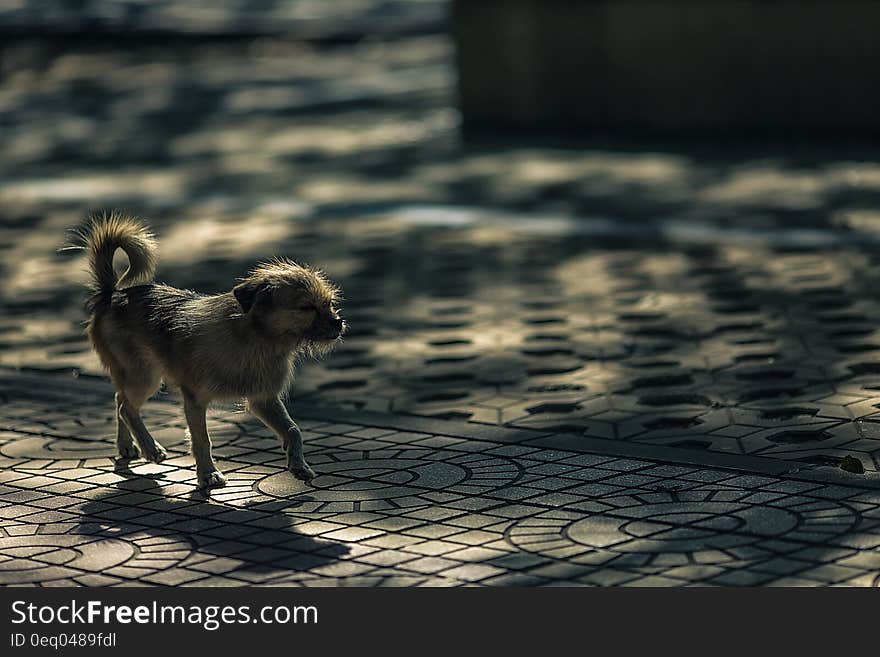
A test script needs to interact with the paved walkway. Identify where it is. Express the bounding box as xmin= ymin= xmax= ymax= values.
xmin=2 ymin=370 xmax=880 ymax=586
xmin=5 ymin=23 xmax=880 ymax=475
xmin=3 ymin=3 xmax=880 ymax=586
